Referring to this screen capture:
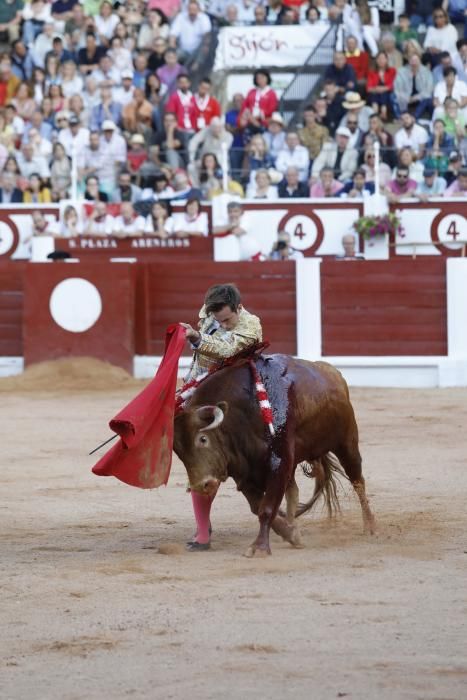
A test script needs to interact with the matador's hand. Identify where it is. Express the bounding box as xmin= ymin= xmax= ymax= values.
xmin=180 ymin=323 xmax=200 ymax=343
